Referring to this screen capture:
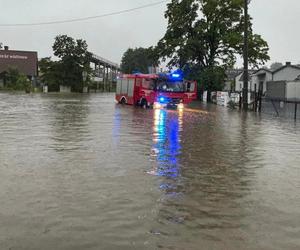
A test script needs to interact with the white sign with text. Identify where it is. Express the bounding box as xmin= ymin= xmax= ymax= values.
xmin=0 ymin=54 xmax=28 ymax=60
